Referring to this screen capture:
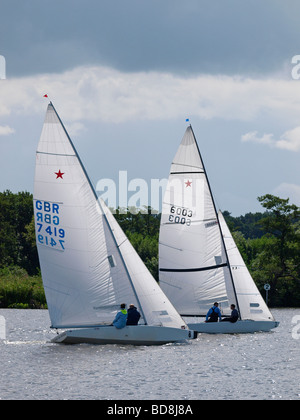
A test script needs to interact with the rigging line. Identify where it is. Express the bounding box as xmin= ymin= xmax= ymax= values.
xmin=158 ymin=242 xmax=183 ymax=251
xmin=170 ymin=171 xmax=204 ymax=175
xmin=171 ymin=162 xmax=202 ymax=169
xmin=116 ymin=238 xmax=128 ymax=248
xmin=36 ymin=151 xmax=75 ymax=157
xmin=160 ymin=263 xmax=228 ymax=273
